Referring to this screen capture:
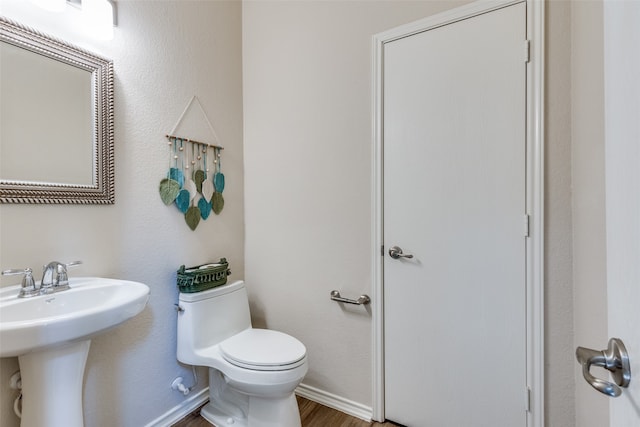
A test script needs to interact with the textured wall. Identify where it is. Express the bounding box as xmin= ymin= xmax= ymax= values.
xmin=243 ymin=0 xmax=578 ymax=422
xmin=0 ymin=2 xmax=243 ymax=426
xmin=545 ymin=1 xmax=576 ymax=426
xmin=571 ymin=1 xmax=610 ymax=425
xmin=242 ymin=0 xmax=470 ymax=408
